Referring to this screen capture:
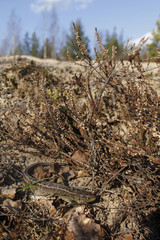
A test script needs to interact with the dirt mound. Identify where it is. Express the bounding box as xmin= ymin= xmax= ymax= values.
xmin=0 ymin=56 xmax=160 ymax=240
